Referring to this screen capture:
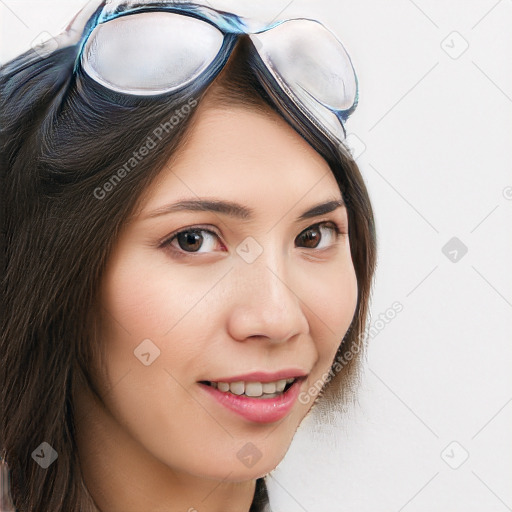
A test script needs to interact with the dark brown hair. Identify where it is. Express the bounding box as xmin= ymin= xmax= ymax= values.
xmin=0 ymin=35 xmax=376 ymax=512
